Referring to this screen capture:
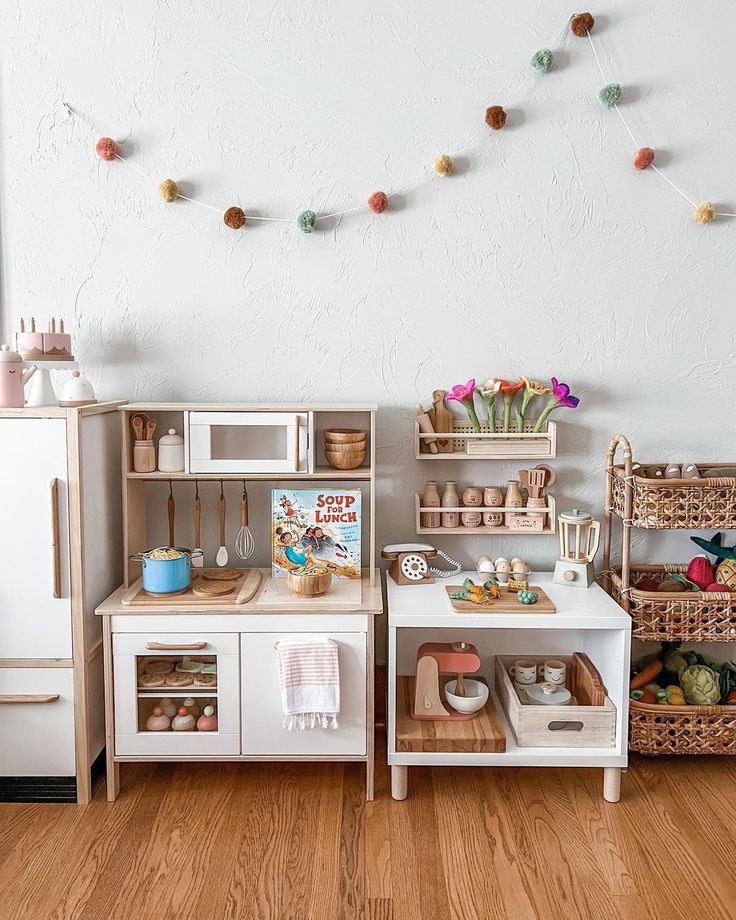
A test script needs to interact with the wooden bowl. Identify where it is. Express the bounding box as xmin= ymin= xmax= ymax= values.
xmin=286 ymin=569 xmax=332 ymax=597
xmin=324 ymin=448 xmax=366 ymax=470
xmin=324 ymin=439 xmax=366 ymax=452
xmin=323 ymin=428 xmax=367 ymax=445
